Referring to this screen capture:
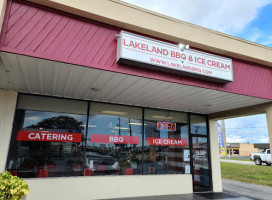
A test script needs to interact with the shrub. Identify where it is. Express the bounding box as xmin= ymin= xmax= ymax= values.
xmin=0 ymin=171 xmax=29 ymax=200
